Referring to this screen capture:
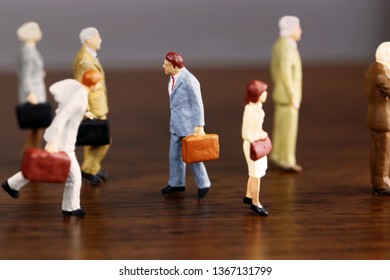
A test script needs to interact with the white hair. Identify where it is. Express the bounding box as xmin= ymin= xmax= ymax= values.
xmin=79 ymin=27 xmax=99 ymax=44
xmin=17 ymin=21 xmax=42 ymax=42
xmin=375 ymin=42 xmax=390 ymax=65
xmin=278 ymin=16 xmax=300 ymax=37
